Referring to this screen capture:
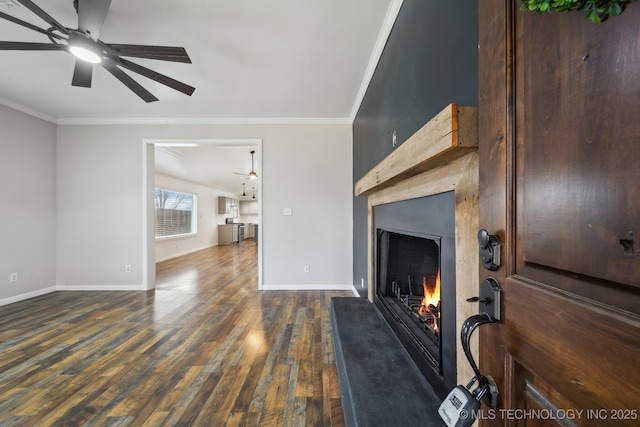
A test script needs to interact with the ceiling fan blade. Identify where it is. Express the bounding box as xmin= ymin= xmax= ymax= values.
xmin=102 ymin=63 xmax=158 ymax=103
xmin=15 ymin=0 xmax=68 ymax=35
xmin=106 ymin=44 xmax=191 ymax=63
xmin=77 ymin=0 xmax=112 ymax=41
xmin=0 ymin=11 xmax=66 ymax=41
xmin=71 ymin=59 xmax=93 ymax=88
xmin=117 ymin=58 xmax=195 ymax=96
xmin=0 ymin=41 xmax=67 ymax=51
